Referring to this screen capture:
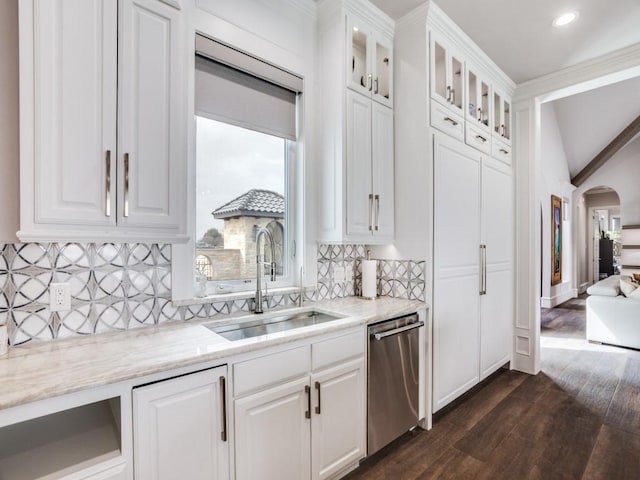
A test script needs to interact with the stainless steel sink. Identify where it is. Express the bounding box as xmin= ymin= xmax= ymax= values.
xmin=207 ymin=310 xmax=343 ymax=341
